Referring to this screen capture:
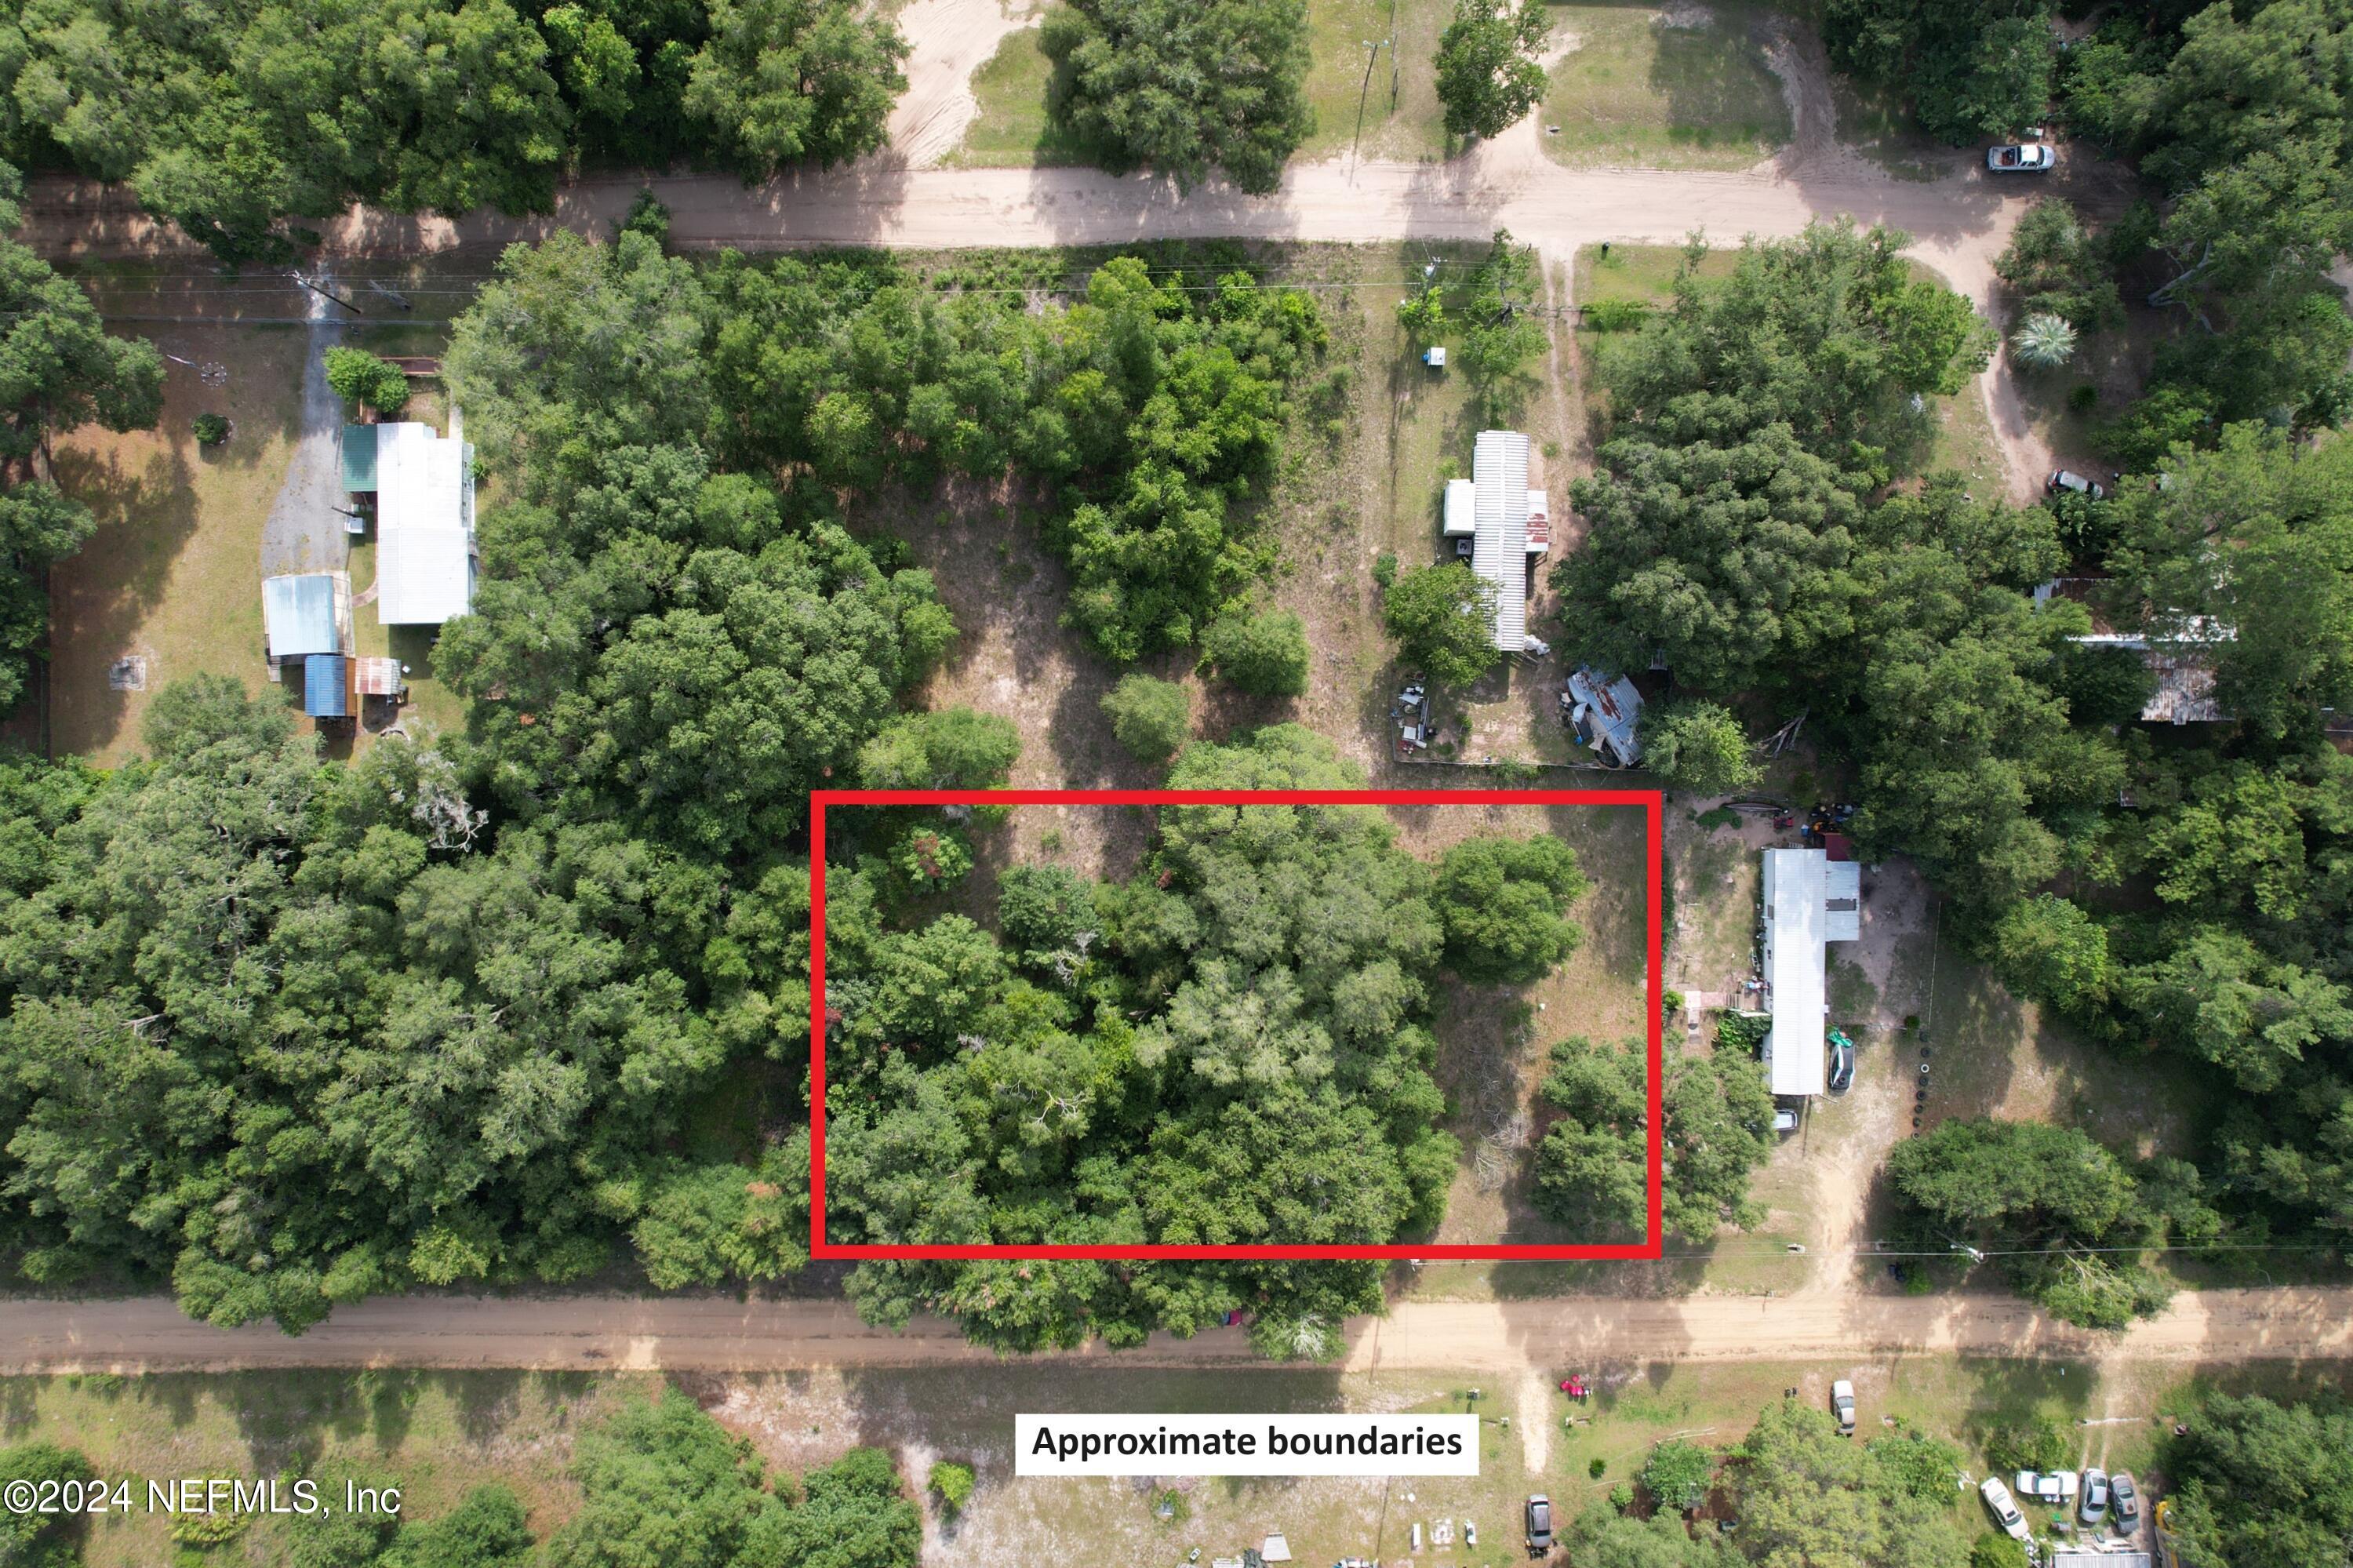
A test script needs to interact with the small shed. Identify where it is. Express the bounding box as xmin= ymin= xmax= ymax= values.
xmin=341 ymin=424 xmax=380 ymax=492
xmin=263 ymin=573 xmax=343 ymax=659
xmin=354 ymin=657 xmax=405 ymax=698
xmin=1442 ymin=478 xmax=1477 ymax=538
xmin=303 ymin=653 xmax=349 ymax=719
